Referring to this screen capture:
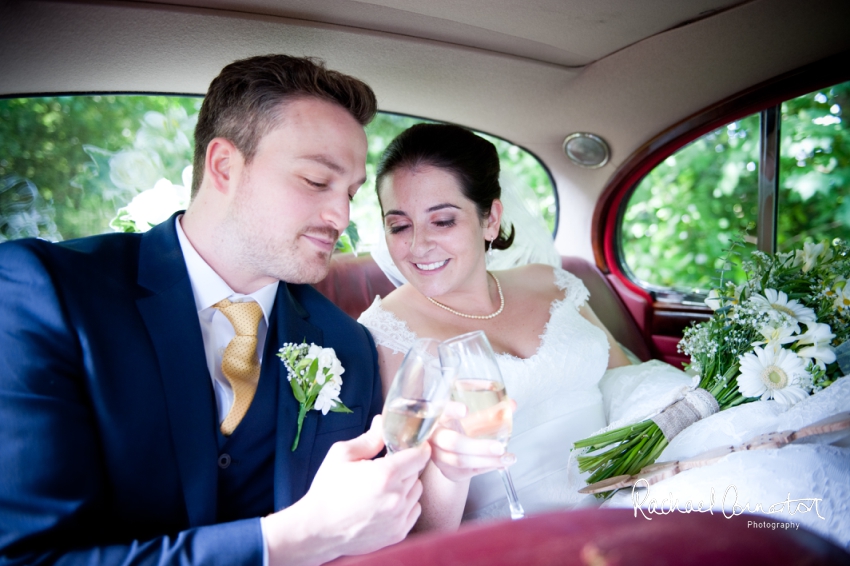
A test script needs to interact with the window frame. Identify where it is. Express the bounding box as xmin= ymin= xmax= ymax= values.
xmin=593 ymin=49 xmax=850 ymax=305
